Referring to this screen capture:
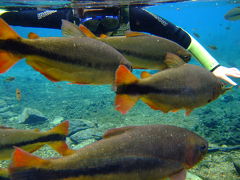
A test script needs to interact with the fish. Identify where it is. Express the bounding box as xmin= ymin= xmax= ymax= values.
xmin=0 ymin=18 xmax=132 ymax=85
xmin=15 ymin=88 xmax=21 ymax=101
xmin=0 ymin=121 xmax=74 ymax=160
xmin=4 ymin=76 xmax=15 ymax=82
xmin=61 ymin=20 xmax=192 ymax=70
xmin=193 ymin=32 xmax=200 ymax=38
xmin=0 ymin=168 xmax=9 ymax=180
xmin=9 ymin=124 xmax=208 ymax=180
xmin=207 ymin=45 xmax=218 ymax=50
xmin=114 ymin=53 xmax=230 ymax=115
xmin=224 ymin=7 xmax=240 ymax=21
